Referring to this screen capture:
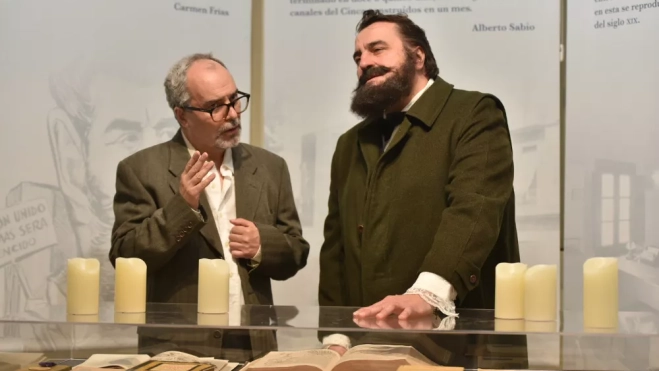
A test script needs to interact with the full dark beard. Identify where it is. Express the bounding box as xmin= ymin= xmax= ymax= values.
xmin=350 ymin=52 xmax=417 ymax=119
